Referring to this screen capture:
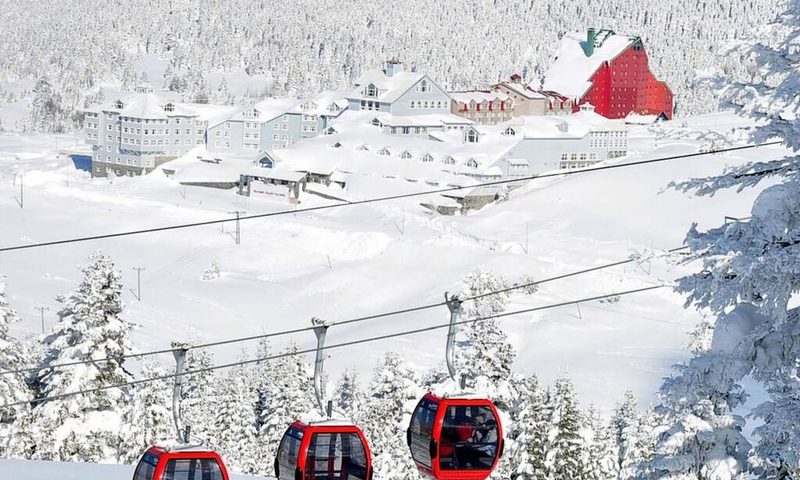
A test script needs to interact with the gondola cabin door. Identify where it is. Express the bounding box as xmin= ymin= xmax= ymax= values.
xmin=276 ymin=420 xmax=372 ymax=480
xmin=407 ymin=394 xmax=503 ymax=480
